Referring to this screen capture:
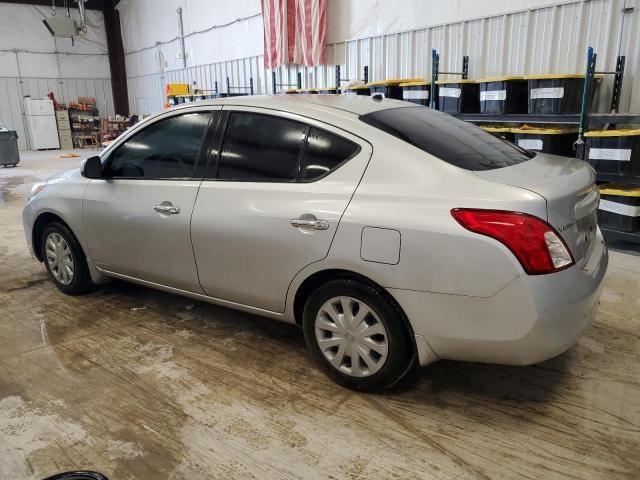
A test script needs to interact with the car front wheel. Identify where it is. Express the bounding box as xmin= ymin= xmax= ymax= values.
xmin=303 ymin=279 xmax=416 ymax=392
xmin=40 ymin=222 xmax=93 ymax=295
